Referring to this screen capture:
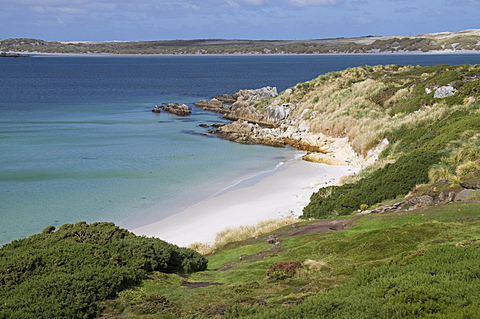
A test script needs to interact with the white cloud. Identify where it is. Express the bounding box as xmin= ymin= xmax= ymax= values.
xmin=287 ymin=0 xmax=345 ymax=7
xmin=184 ymin=3 xmax=201 ymax=10
xmin=447 ymin=0 xmax=480 ymax=4
xmin=225 ymin=0 xmax=241 ymax=8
